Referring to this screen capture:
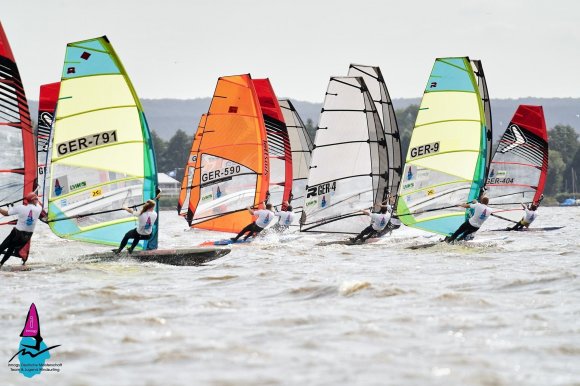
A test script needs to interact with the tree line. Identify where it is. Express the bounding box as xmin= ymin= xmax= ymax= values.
xmin=154 ymin=105 xmax=579 ymax=200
